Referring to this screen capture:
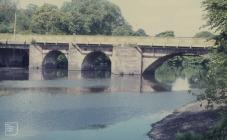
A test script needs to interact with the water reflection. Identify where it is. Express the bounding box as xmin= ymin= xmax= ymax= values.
xmin=42 ymin=68 xmax=68 ymax=80
xmin=0 ymin=68 xmax=197 ymax=93
xmin=155 ymin=57 xmax=207 ymax=89
xmin=0 ymin=68 xmax=198 ymax=139
xmin=172 ymin=78 xmax=190 ymax=91
xmin=142 ymin=74 xmax=171 ymax=92
xmin=81 ymin=70 xmax=111 ymax=79
xmin=80 ymin=70 xmax=111 ymax=93
xmin=0 ymin=68 xmax=29 ymax=81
